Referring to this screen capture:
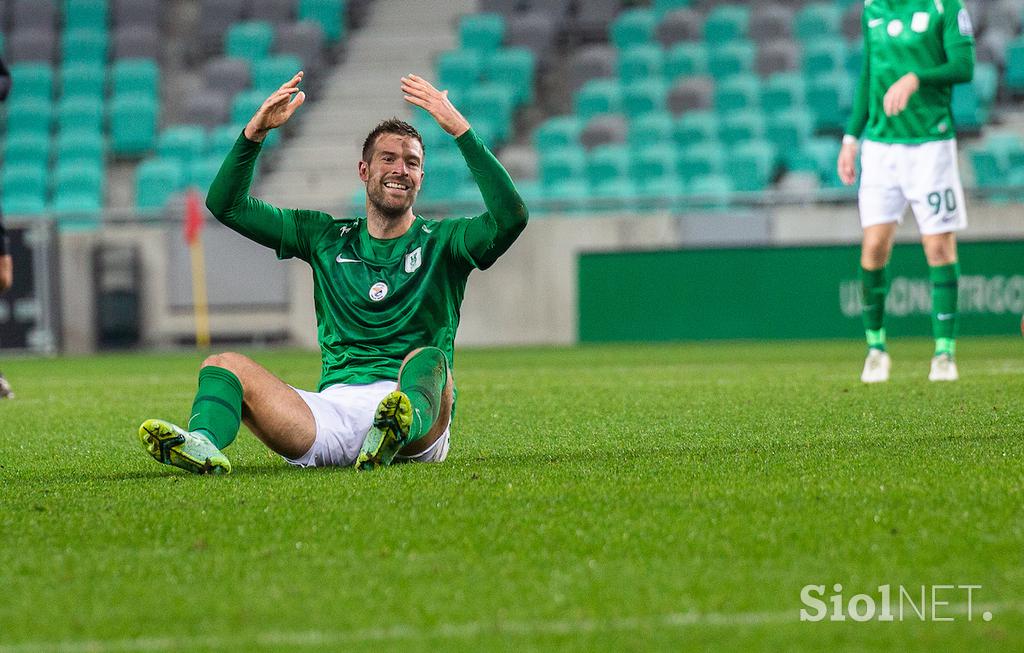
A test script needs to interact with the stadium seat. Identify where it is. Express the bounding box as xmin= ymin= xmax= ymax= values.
xmin=189 ymin=155 xmax=226 ymax=194
xmin=62 ymin=28 xmax=108 ymax=65
xmin=7 ymin=63 xmax=54 ymax=102
xmin=231 ymin=89 xmax=269 ymax=124
xmin=761 ymin=72 xmax=806 ymax=115
xmin=438 ymin=49 xmax=483 ymax=99
xmin=749 ymin=4 xmax=794 ymax=43
xmin=676 ymin=142 xmax=725 ymax=181
xmin=617 ymin=44 xmax=664 ymax=85
xmin=298 ymin=0 xmax=346 ymax=43
xmin=249 ymin=0 xmax=296 ymax=25
xmin=794 ymin=3 xmax=842 ymax=43
xmin=629 ymin=142 xmax=677 ymax=184
xmin=539 ymin=145 xmax=586 ymax=188
xmin=459 ymin=13 xmax=504 ymax=52
xmin=684 ymin=173 xmax=733 ymax=209
xmin=208 ymin=123 xmax=247 ymax=157
xmin=673 ymin=110 xmax=718 ymax=147
xmin=226 ymin=21 xmax=274 ymax=61
xmin=664 ymin=42 xmax=707 ymax=80
xmin=579 ymin=114 xmax=627 ymax=150
xmin=110 ymin=94 xmax=158 ymax=155
xmin=534 ymin=115 xmax=583 ymax=153
xmin=714 ymin=74 xmax=760 ymax=112
xmin=135 ymin=157 xmax=186 ymax=210
xmin=3 ymin=134 xmax=51 ymax=170
xmin=56 ymin=96 xmax=104 ymax=135
xmin=574 ymin=78 xmax=623 ymax=120
xmin=725 ymin=139 xmax=777 ymax=192
xmin=703 ymin=5 xmax=749 ymax=43
xmin=666 ymin=76 xmax=713 ymax=114
xmin=627 ymin=111 xmax=674 ymax=153
xmin=275 ymin=20 xmax=326 ymax=75
xmin=51 ymin=162 xmax=104 ymax=216
xmin=416 ymin=152 xmax=467 ymax=203
xmin=611 ymin=8 xmax=656 ymax=49
xmin=1005 ymin=36 xmax=1024 ymax=92
xmin=621 ymin=78 xmax=667 ymax=117
xmin=112 ymin=58 xmax=160 ymax=101
xmin=8 ymin=27 xmax=58 ymax=65
xmin=60 ymin=63 xmax=106 ymax=101
xmin=541 ymin=179 xmax=589 ymax=212
xmin=757 ymin=39 xmax=800 ymax=77
xmin=653 ymin=0 xmax=693 ymax=18
xmin=845 ymin=40 xmax=864 ymax=78
xmin=655 ymin=8 xmax=702 ymax=47
xmin=55 ymin=130 xmax=105 ymax=168
xmin=484 ymin=47 xmax=535 ymax=104
xmin=112 ymin=25 xmax=161 ymax=60
xmin=1 ymin=164 xmax=49 ymax=216
xmin=65 ymin=0 xmax=110 ymax=32
xmin=569 ymin=45 xmax=616 ymax=95
xmin=806 ymin=71 xmax=853 ymax=131
xmin=707 ymin=41 xmax=755 ymax=79
xmin=252 ymin=54 xmax=304 ymax=94
xmin=5 ymin=98 xmax=54 ymax=136
xmin=719 ymin=112 xmax=766 ymax=146
xmin=786 ymin=136 xmax=840 ymax=187
xmin=766 ymin=108 xmax=815 ymax=154
xmin=802 ymin=39 xmax=848 ymax=78
xmin=465 ymin=82 xmax=515 ymax=142
xmin=157 ymin=126 xmax=208 ymax=168
xmin=953 ymin=63 xmax=997 ymax=132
